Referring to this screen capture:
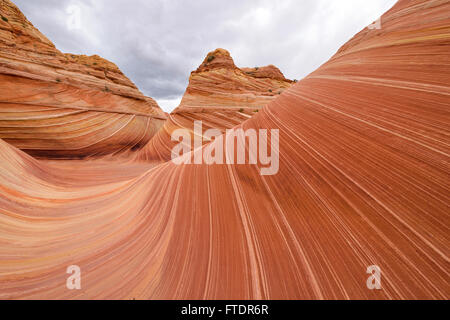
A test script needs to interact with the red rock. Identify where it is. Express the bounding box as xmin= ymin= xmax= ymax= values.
xmin=242 ymin=65 xmax=292 ymax=82
xmin=0 ymin=0 xmax=449 ymax=300
xmin=0 ymin=0 xmax=166 ymax=158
